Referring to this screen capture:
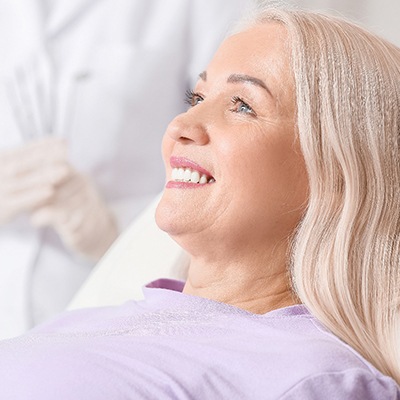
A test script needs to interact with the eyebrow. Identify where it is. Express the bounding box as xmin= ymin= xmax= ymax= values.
xmin=199 ymin=71 xmax=207 ymax=81
xmin=227 ymin=74 xmax=272 ymax=96
xmin=198 ymin=71 xmax=272 ymax=97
